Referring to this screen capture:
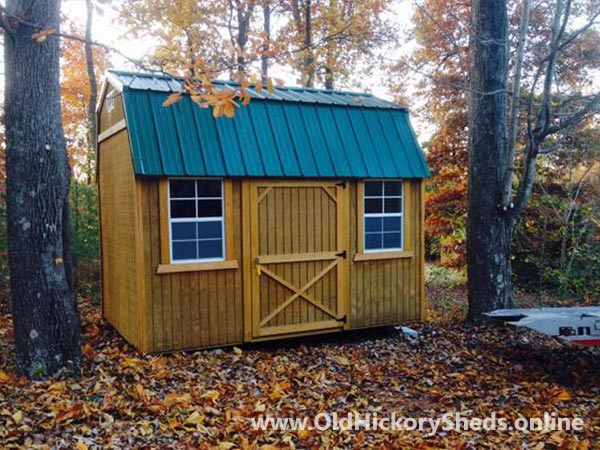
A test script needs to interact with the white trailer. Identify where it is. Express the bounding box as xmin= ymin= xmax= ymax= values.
xmin=486 ymin=307 xmax=600 ymax=346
